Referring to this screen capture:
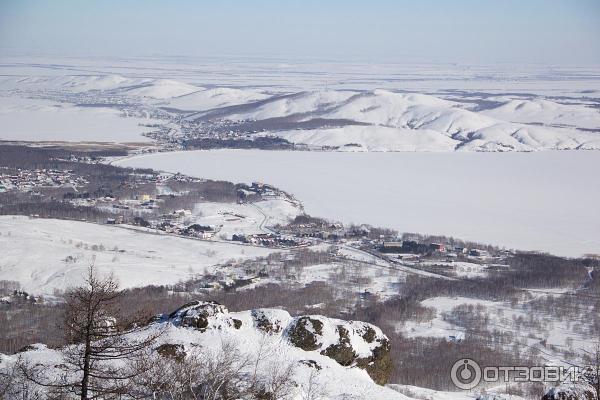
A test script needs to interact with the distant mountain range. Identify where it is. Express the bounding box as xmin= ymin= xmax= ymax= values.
xmin=1 ymin=74 xmax=599 ymax=151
